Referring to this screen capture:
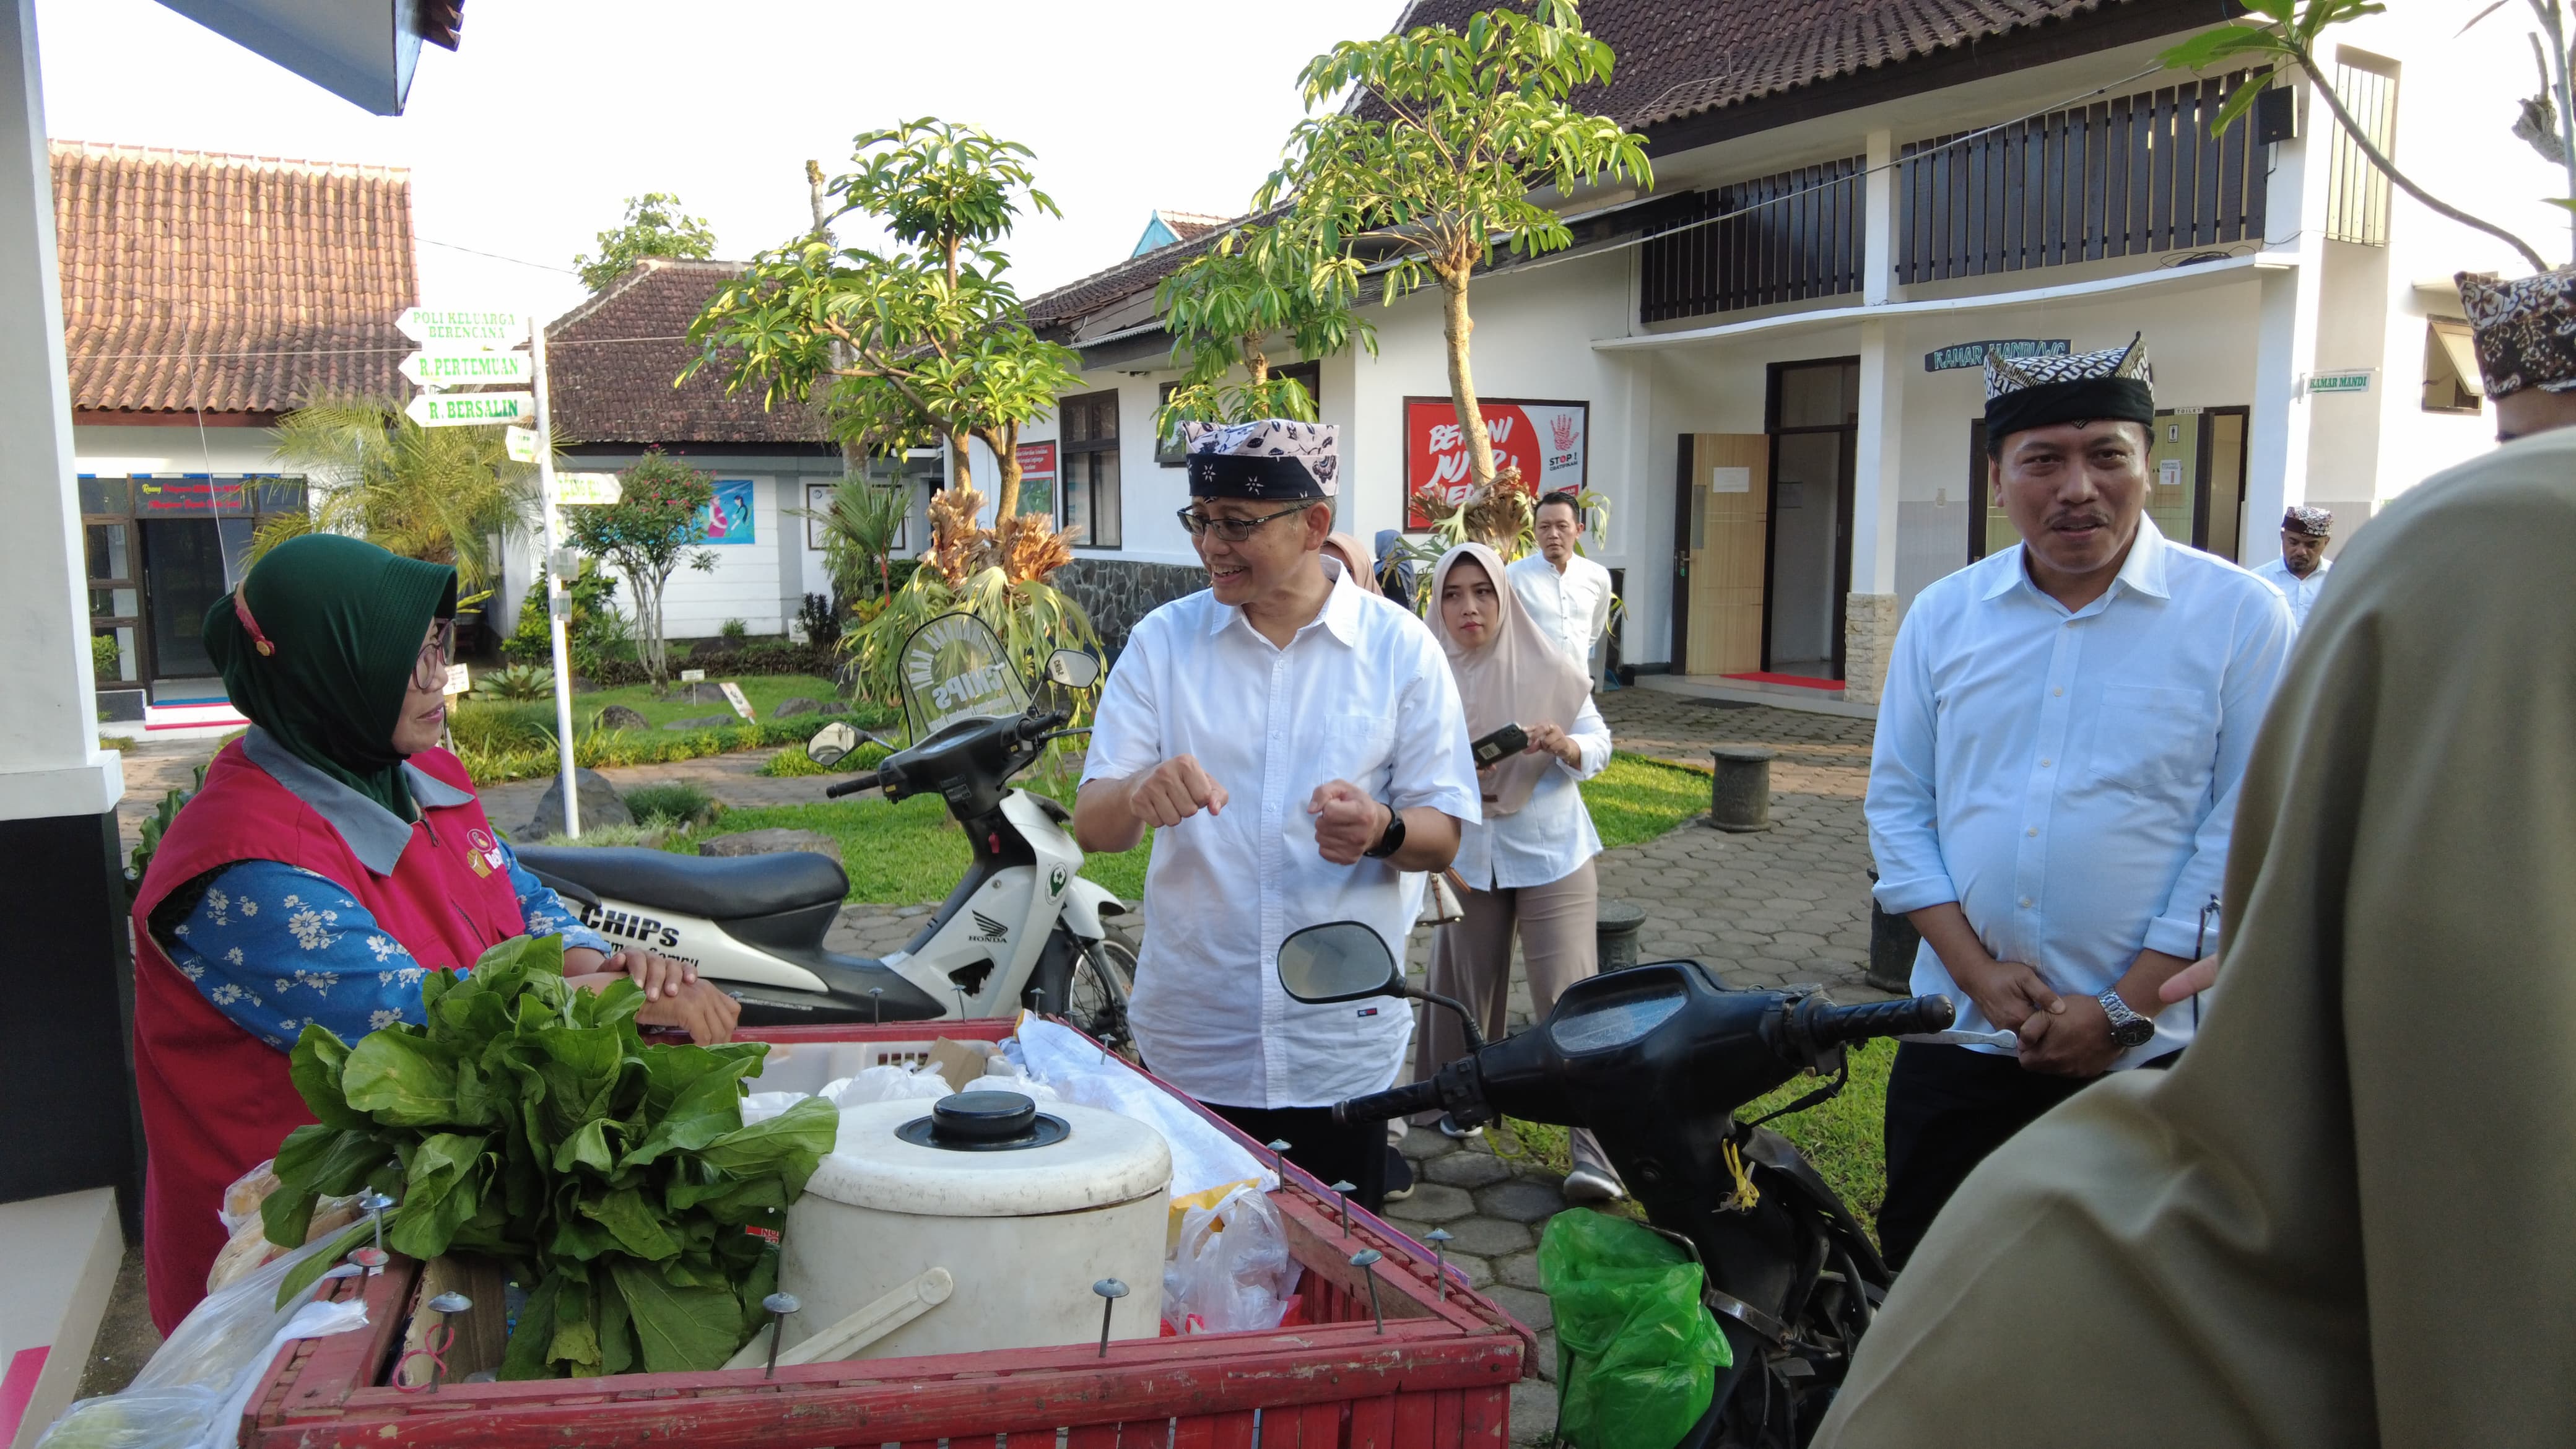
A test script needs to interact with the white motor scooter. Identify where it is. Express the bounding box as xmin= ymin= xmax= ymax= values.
xmin=514 ymin=612 xmax=1134 ymax=1043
